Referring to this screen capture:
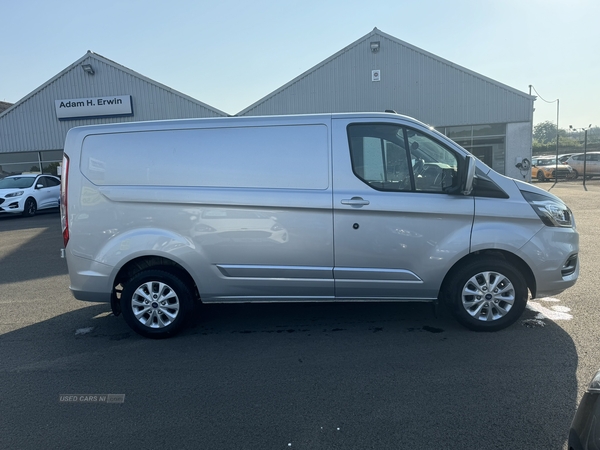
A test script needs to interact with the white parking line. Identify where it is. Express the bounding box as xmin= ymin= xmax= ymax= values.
xmin=527 ymin=297 xmax=573 ymax=321
xmin=75 ymin=327 xmax=95 ymax=335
